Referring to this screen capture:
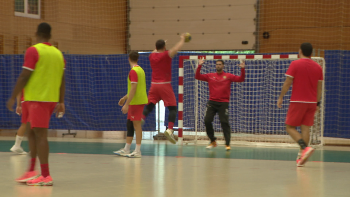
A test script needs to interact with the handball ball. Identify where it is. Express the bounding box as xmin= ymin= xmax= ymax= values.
xmin=184 ymin=32 xmax=191 ymax=42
